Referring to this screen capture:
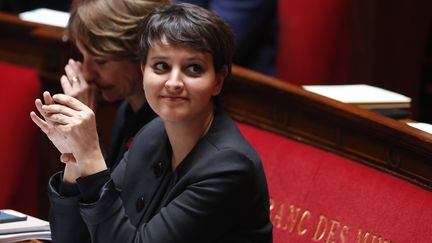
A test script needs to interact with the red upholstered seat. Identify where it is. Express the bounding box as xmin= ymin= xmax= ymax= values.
xmin=237 ymin=122 xmax=432 ymax=242
xmin=0 ymin=62 xmax=41 ymax=216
